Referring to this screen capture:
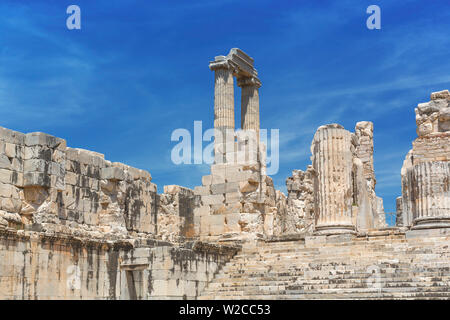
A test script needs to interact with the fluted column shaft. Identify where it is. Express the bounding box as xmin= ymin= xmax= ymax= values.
xmin=212 ymin=65 xmax=235 ymax=131
xmin=311 ymin=125 xmax=356 ymax=234
xmin=411 ymin=161 xmax=450 ymax=229
xmin=210 ymin=61 xmax=235 ymax=164
xmin=238 ymin=77 xmax=261 ymax=134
